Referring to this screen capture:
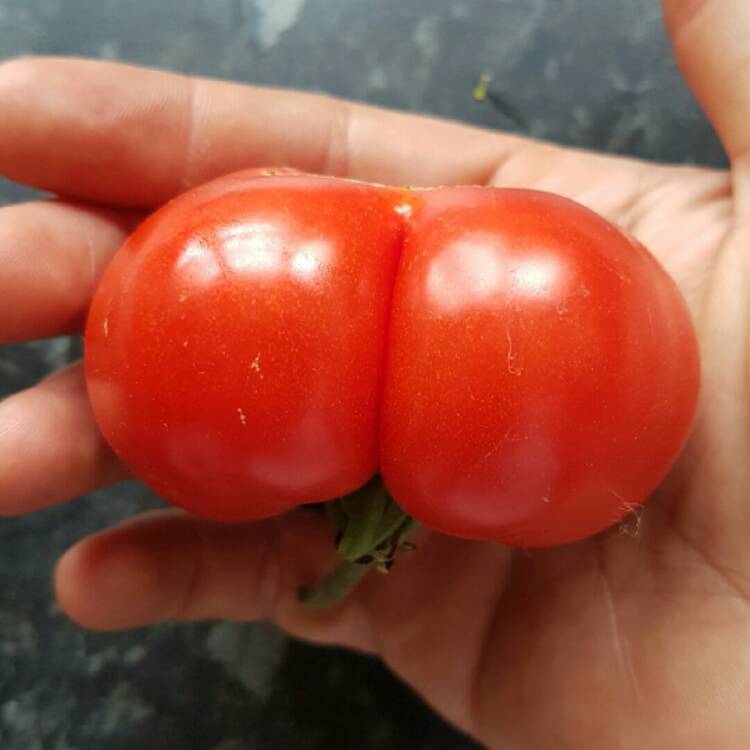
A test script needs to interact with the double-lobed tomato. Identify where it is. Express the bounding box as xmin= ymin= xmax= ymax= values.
xmin=85 ymin=169 xmax=700 ymax=547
